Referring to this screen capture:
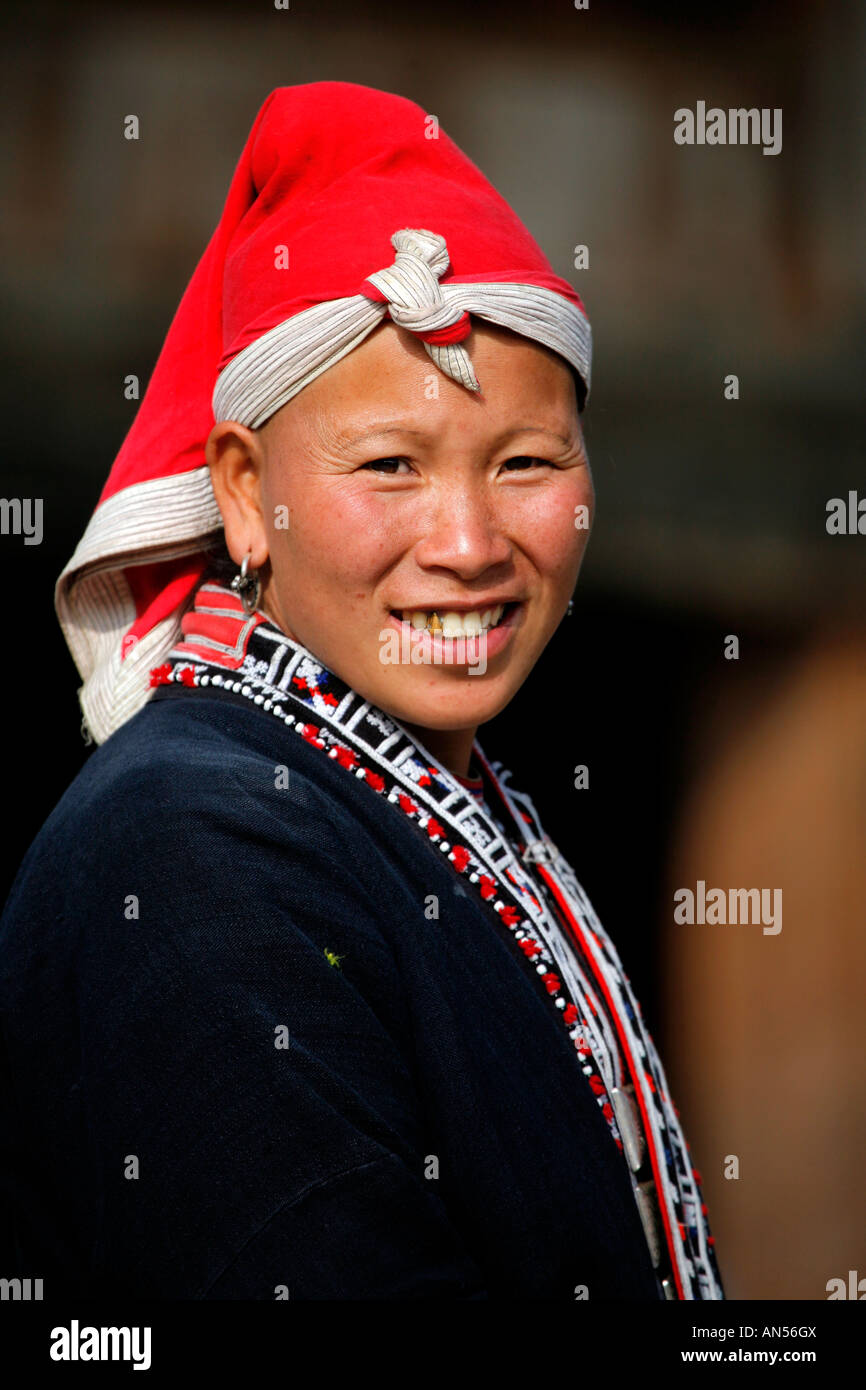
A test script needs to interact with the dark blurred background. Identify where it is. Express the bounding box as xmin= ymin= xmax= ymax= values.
xmin=1 ymin=0 xmax=864 ymax=1299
